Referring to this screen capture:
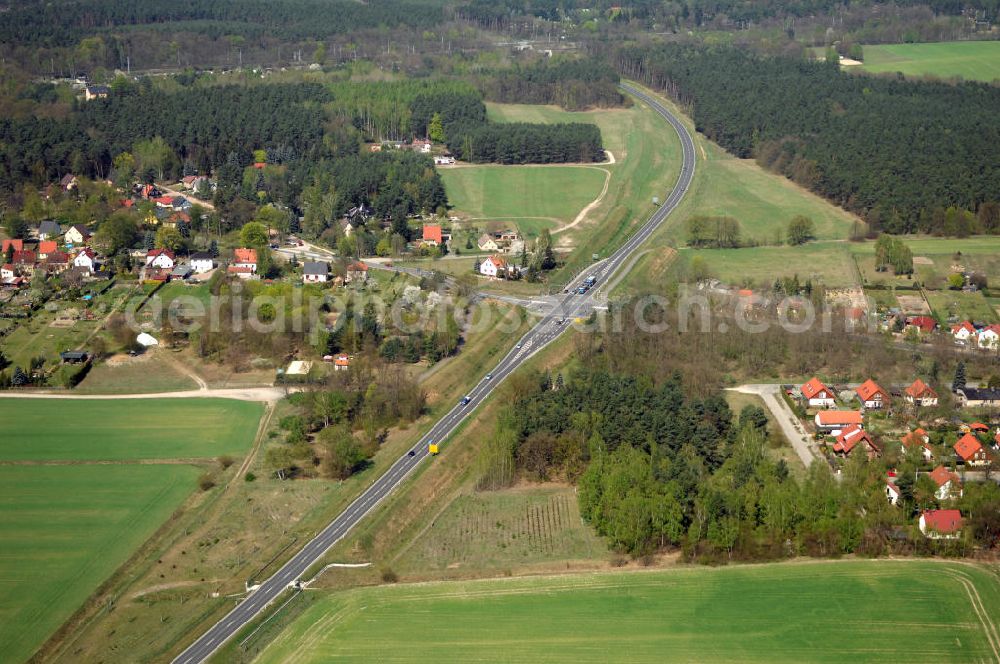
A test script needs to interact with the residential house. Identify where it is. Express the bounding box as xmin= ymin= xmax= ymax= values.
xmin=856 ymin=379 xmax=889 ymax=410
xmin=1 ymin=264 xmax=14 ymax=281
xmin=232 ymin=248 xmax=258 ymax=273
xmin=59 ymin=350 xmax=89 ymax=364
xmin=928 ymin=466 xmax=962 ymax=500
xmin=954 ymin=433 xmax=990 ymax=467
xmin=951 ymin=321 xmax=977 ymax=343
xmin=833 ymin=424 xmax=880 ymax=459
xmin=346 ymin=261 xmax=368 ymax=283
xmin=433 ymin=155 xmax=455 ymax=165
xmin=978 ymin=324 xmax=1000 ymax=349
xmin=37 ymin=220 xmax=62 ymax=240
xmin=146 ymin=249 xmax=176 ymax=270
xmin=73 ymin=247 xmax=97 ymax=273
xmin=954 ymin=387 xmax=1000 ymax=408
xmin=37 ymin=241 xmax=58 ymax=260
xmin=814 ymin=410 xmax=863 ymax=433
xmin=412 ymin=138 xmax=432 ymax=153
xmin=904 ymin=379 xmax=939 ymax=407
xmin=302 ymin=261 xmax=330 ymax=283
xmin=190 ymin=252 xmax=214 ymax=274
xmin=64 ymin=224 xmax=91 ymax=245
xmin=478 ymin=233 xmax=500 ymax=252
xmin=905 ymin=316 xmax=937 ymax=335
xmin=901 ymin=428 xmax=934 ymax=462
xmin=422 ymin=224 xmax=444 ymax=247
xmin=885 ymin=481 xmax=902 ymax=506
xmin=2 ymin=239 xmax=24 ymax=254
xmin=801 ymin=377 xmax=836 ymax=408
xmin=334 ymin=354 xmax=350 ymax=371
xmin=480 ymin=255 xmax=513 ymax=279
xmin=226 ymin=265 xmax=256 ymax=280
xmin=918 ymin=509 xmax=963 ymax=540
xmin=60 ymin=174 xmax=79 ymax=190
xmin=84 ymin=85 xmax=110 ymax=101
xmin=154 ymin=195 xmax=175 ymax=208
